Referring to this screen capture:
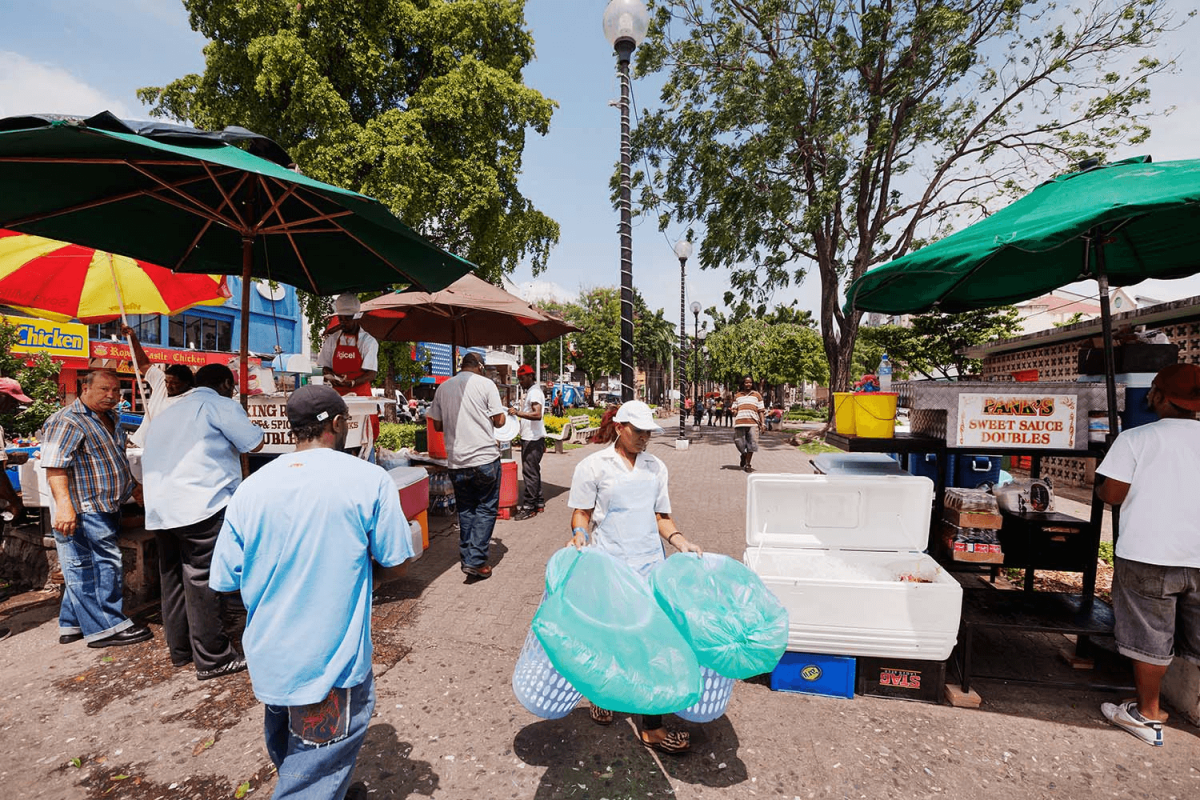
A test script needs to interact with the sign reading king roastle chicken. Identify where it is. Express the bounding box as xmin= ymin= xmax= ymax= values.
xmin=956 ymin=393 xmax=1077 ymax=449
